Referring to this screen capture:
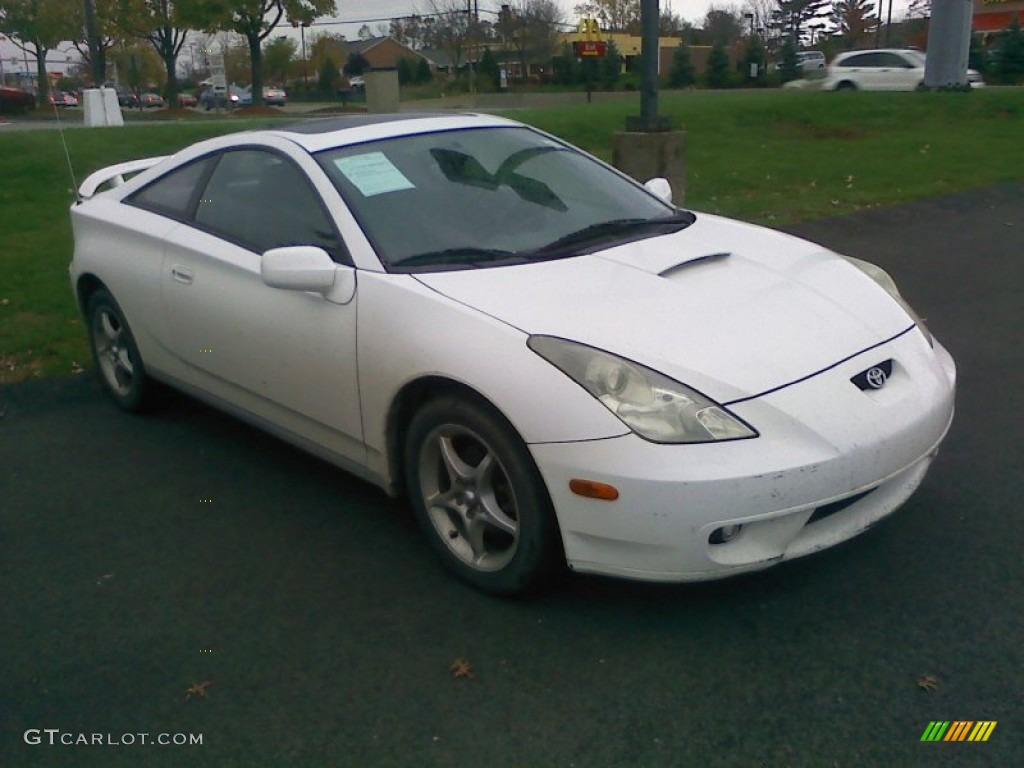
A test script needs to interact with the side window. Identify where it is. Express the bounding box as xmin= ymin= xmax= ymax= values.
xmin=194 ymin=149 xmax=349 ymax=264
xmin=879 ymin=52 xmax=911 ymax=68
xmin=127 ymin=157 xmax=214 ymax=218
xmin=841 ymin=53 xmax=874 ymax=68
